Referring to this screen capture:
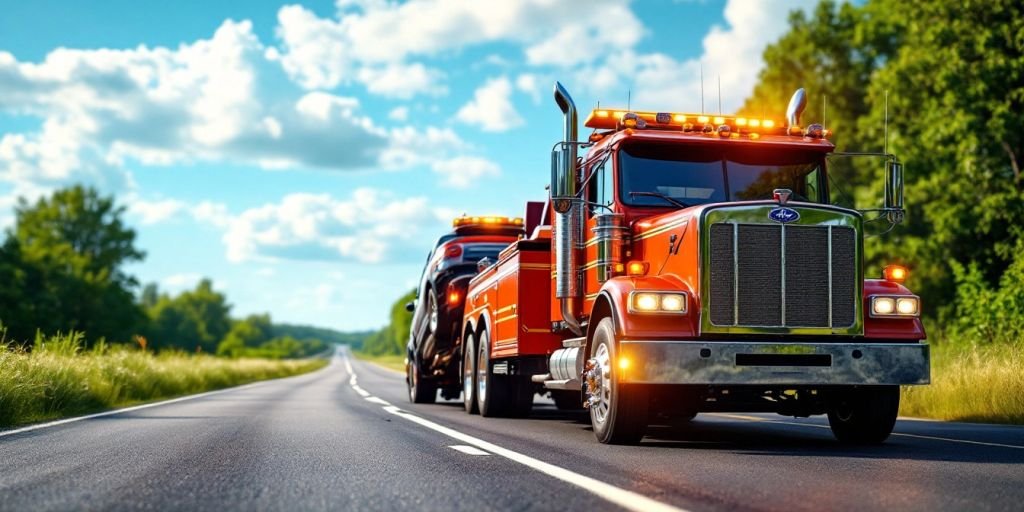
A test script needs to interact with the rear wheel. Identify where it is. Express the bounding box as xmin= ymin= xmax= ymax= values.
xmin=588 ymin=318 xmax=648 ymax=444
xmin=462 ymin=332 xmax=478 ymax=414
xmin=407 ymin=355 xmax=436 ymax=404
xmin=476 ymin=329 xmax=500 ymax=417
xmin=827 ymin=386 xmax=900 ymax=444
